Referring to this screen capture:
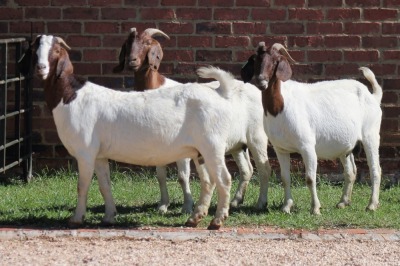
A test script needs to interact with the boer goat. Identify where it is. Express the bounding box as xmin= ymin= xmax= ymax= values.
xmin=240 ymin=42 xmax=382 ymax=214
xmin=19 ymin=35 xmax=246 ymax=230
xmin=113 ymin=28 xmax=272 ymax=212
